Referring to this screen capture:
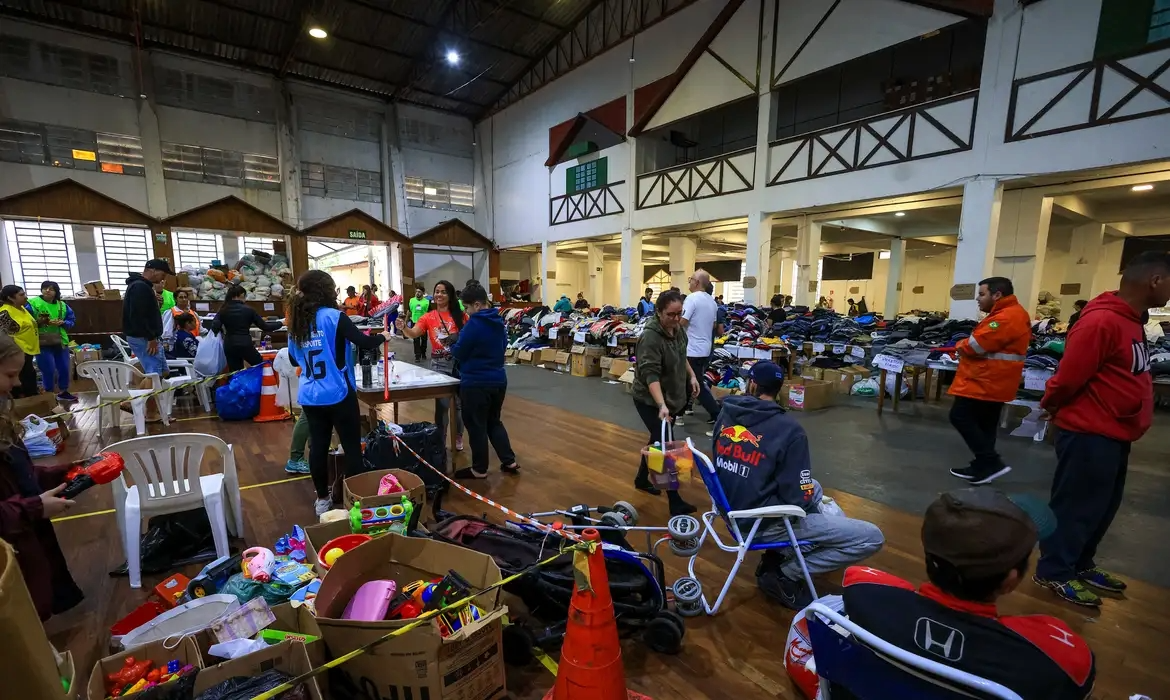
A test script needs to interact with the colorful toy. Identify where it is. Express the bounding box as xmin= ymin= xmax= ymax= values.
xmin=350 ymin=496 xmax=413 ymax=536
xmin=110 ymin=600 xmax=168 ymax=637
xmin=60 ymin=452 xmax=125 ymax=499
xmin=342 ymin=579 xmax=398 ymax=621
xmin=316 ymin=533 xmax=371 ymax=570
xmin=186 ymin=553 xmax=244 ymax=599
xmin=272 ymin=561 xmax=316 ymax=587
xmin=241 ymin=547 xmax=276 ymax=582
xmin=323 ymin=547 xmax=344 ymax=567
xmin=154 ymin=574 xmax=190 ymax=608
xmin=377 ymin=472 xmax=404 ymax=495
xmin=258 ymin=628 xmax=321 ymax=645
xmin=274 ymin=525 xmax=308 ymax=562
xmin=106 ymin=657 xmax=152 ymax=693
